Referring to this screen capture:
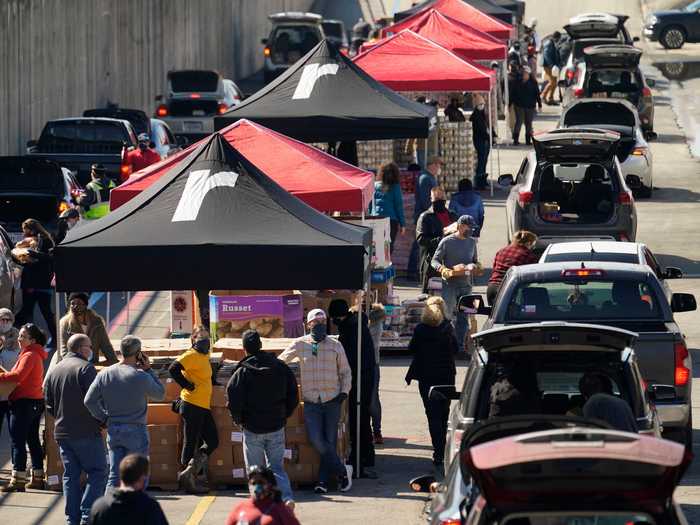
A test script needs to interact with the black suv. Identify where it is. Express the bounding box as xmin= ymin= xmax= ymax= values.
xmin=644 ymin=0 xmax=700 ymax=49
